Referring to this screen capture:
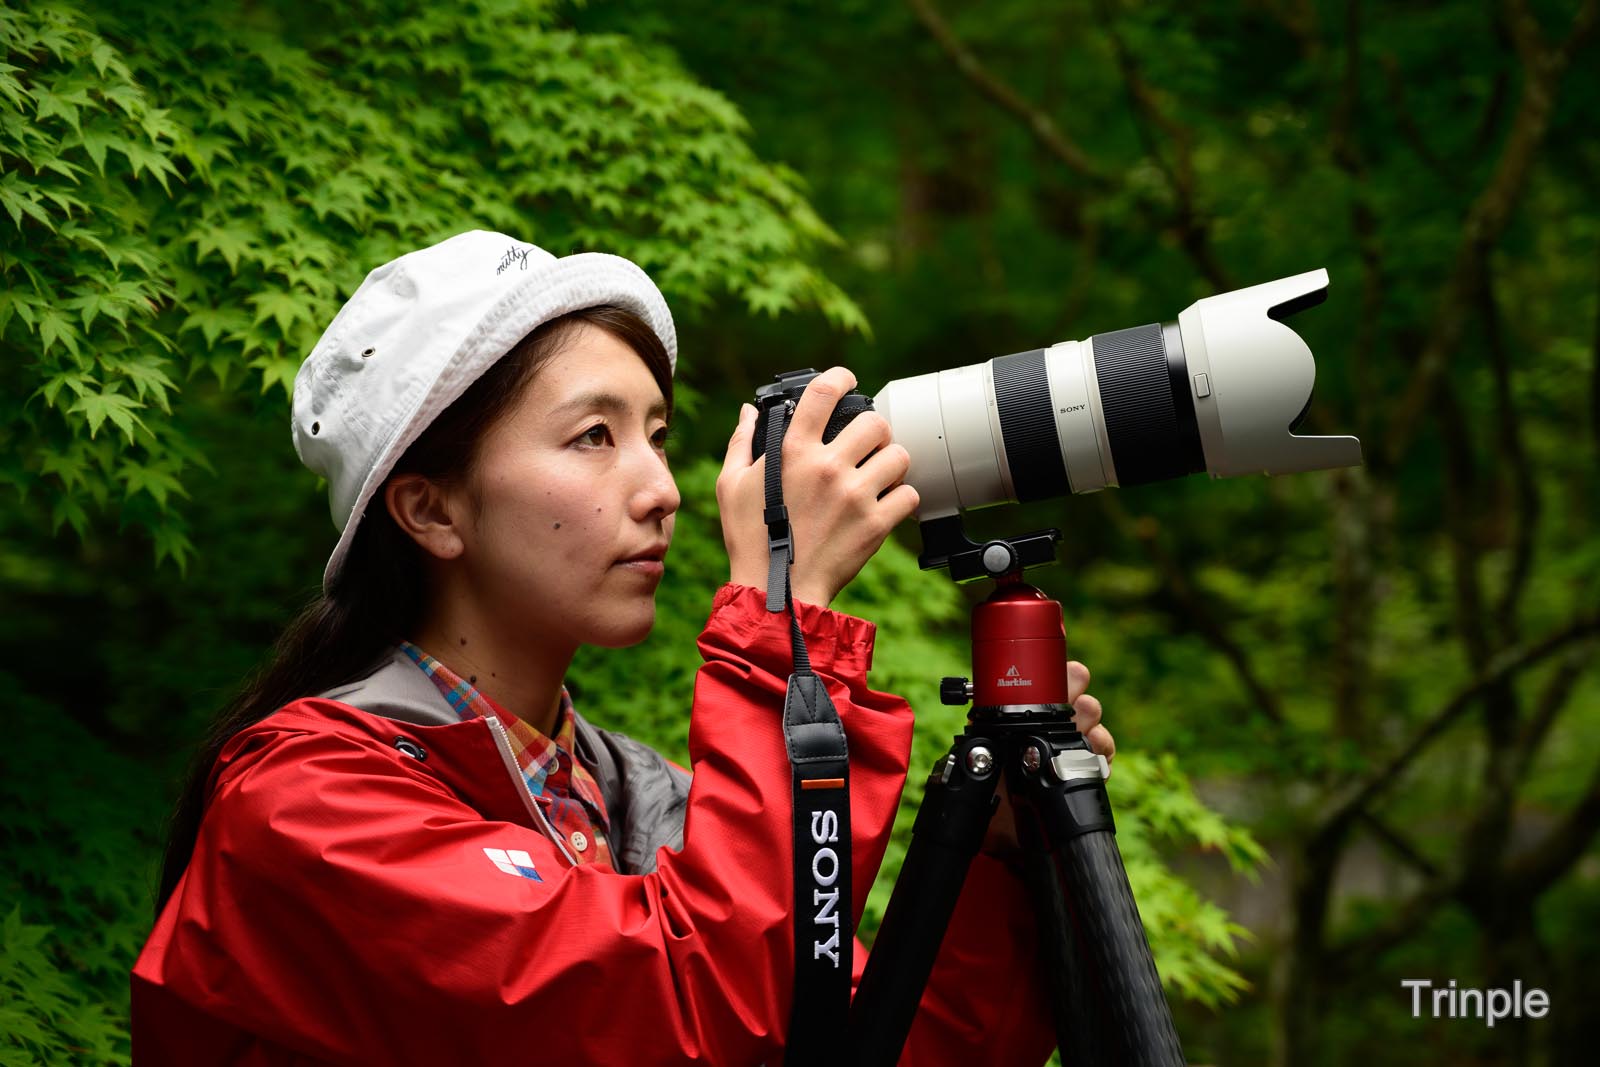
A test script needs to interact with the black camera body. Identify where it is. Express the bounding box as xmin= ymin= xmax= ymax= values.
xmin=750 ymin=368 xmax=875 ymax=463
